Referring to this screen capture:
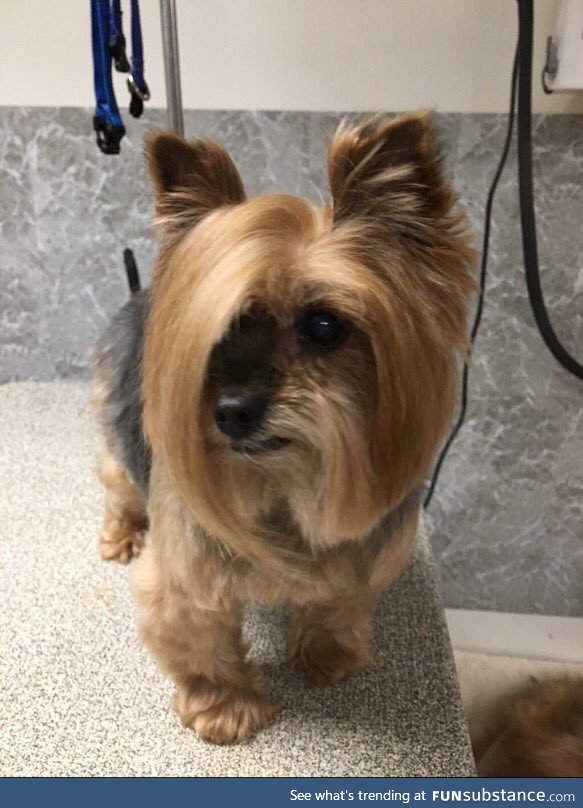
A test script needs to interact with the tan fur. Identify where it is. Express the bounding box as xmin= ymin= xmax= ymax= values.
xmin=97 ymin=451 xmax=148 ymax=563
xmin=94 ymin=113 xmax=475 ymax=743
xmin=477 ymin=679 xmax=583 ymax=776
